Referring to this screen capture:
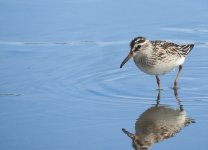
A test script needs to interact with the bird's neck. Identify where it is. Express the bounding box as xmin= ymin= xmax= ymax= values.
xmin=138 ymin=41 xmax=153 ymax=56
